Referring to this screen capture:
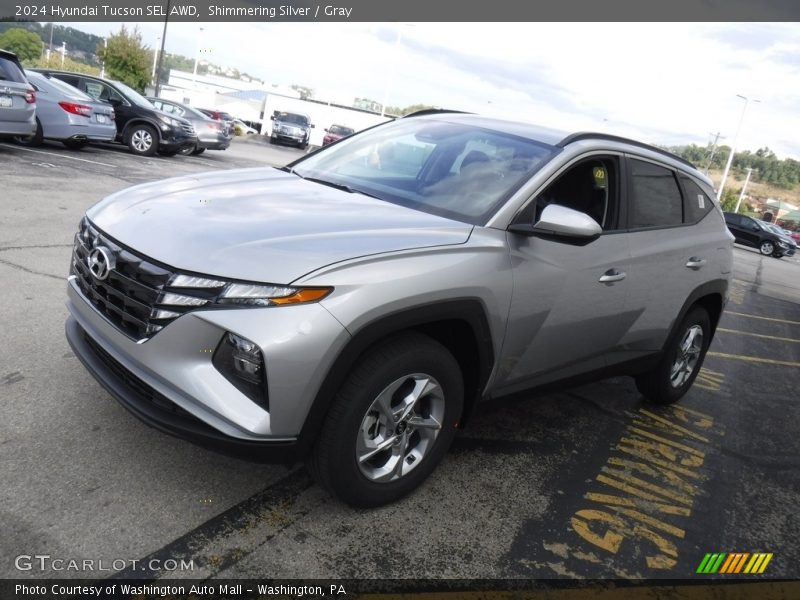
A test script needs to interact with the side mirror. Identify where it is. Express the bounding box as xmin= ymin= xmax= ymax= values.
xmin=108 ymin=97 xmax=122 ymax=107
xmin=509 ymin=204 xmax=602 ymax=240
xmin=324 ymin=128 xmax=329 ymax=133
xmin=270 ymin=115 xmax=275 ymax=121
